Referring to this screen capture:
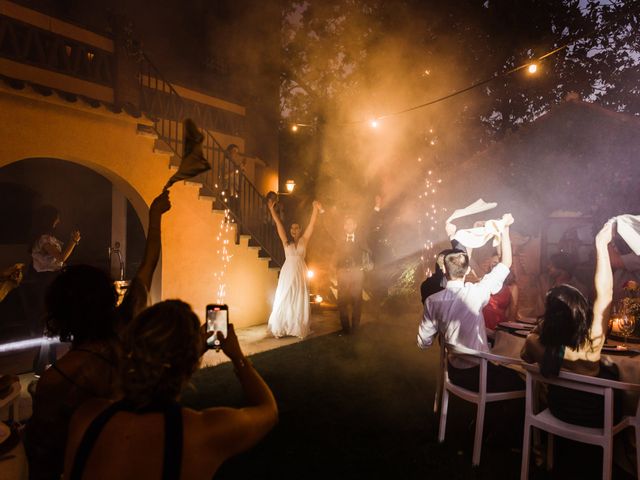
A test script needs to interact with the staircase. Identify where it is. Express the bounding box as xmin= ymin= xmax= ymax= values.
xmin=136 ymin=54 xmax=284 ymax=268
